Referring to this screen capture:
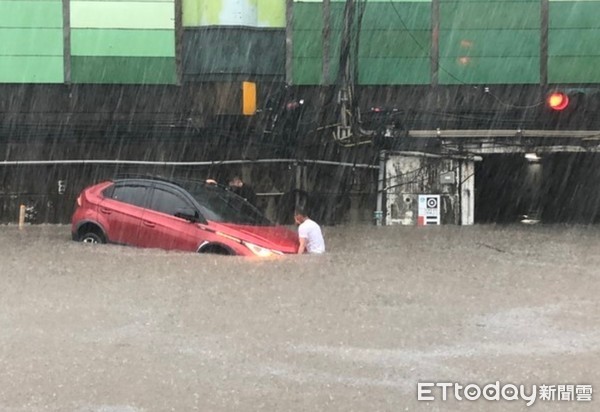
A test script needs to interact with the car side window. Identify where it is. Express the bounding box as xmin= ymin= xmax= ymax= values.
xmin=111 ymin=185 xmax=148 ymax=208
xmin=149 ymin=188 xmax=192 ymax=216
